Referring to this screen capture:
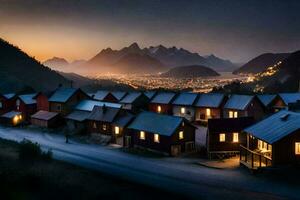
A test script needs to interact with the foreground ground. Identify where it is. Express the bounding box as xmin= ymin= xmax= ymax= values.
xmin=0 ymin=139 xmax=186 ymax=200
xmin=0 ymin=126 xmax=299 ymax=199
